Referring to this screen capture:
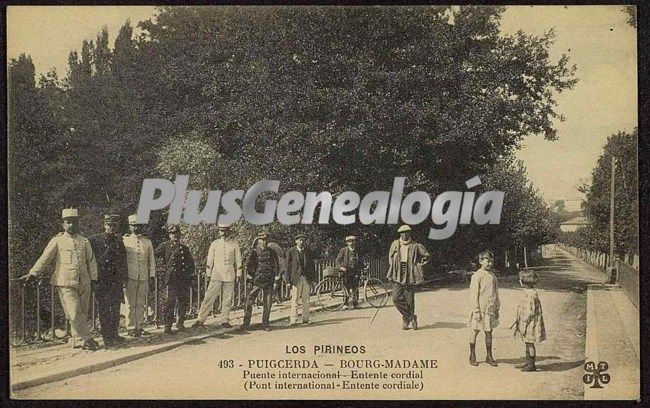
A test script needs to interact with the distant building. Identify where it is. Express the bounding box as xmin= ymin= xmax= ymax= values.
xmin=560 ymin=216 xmax=589 ymax=232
